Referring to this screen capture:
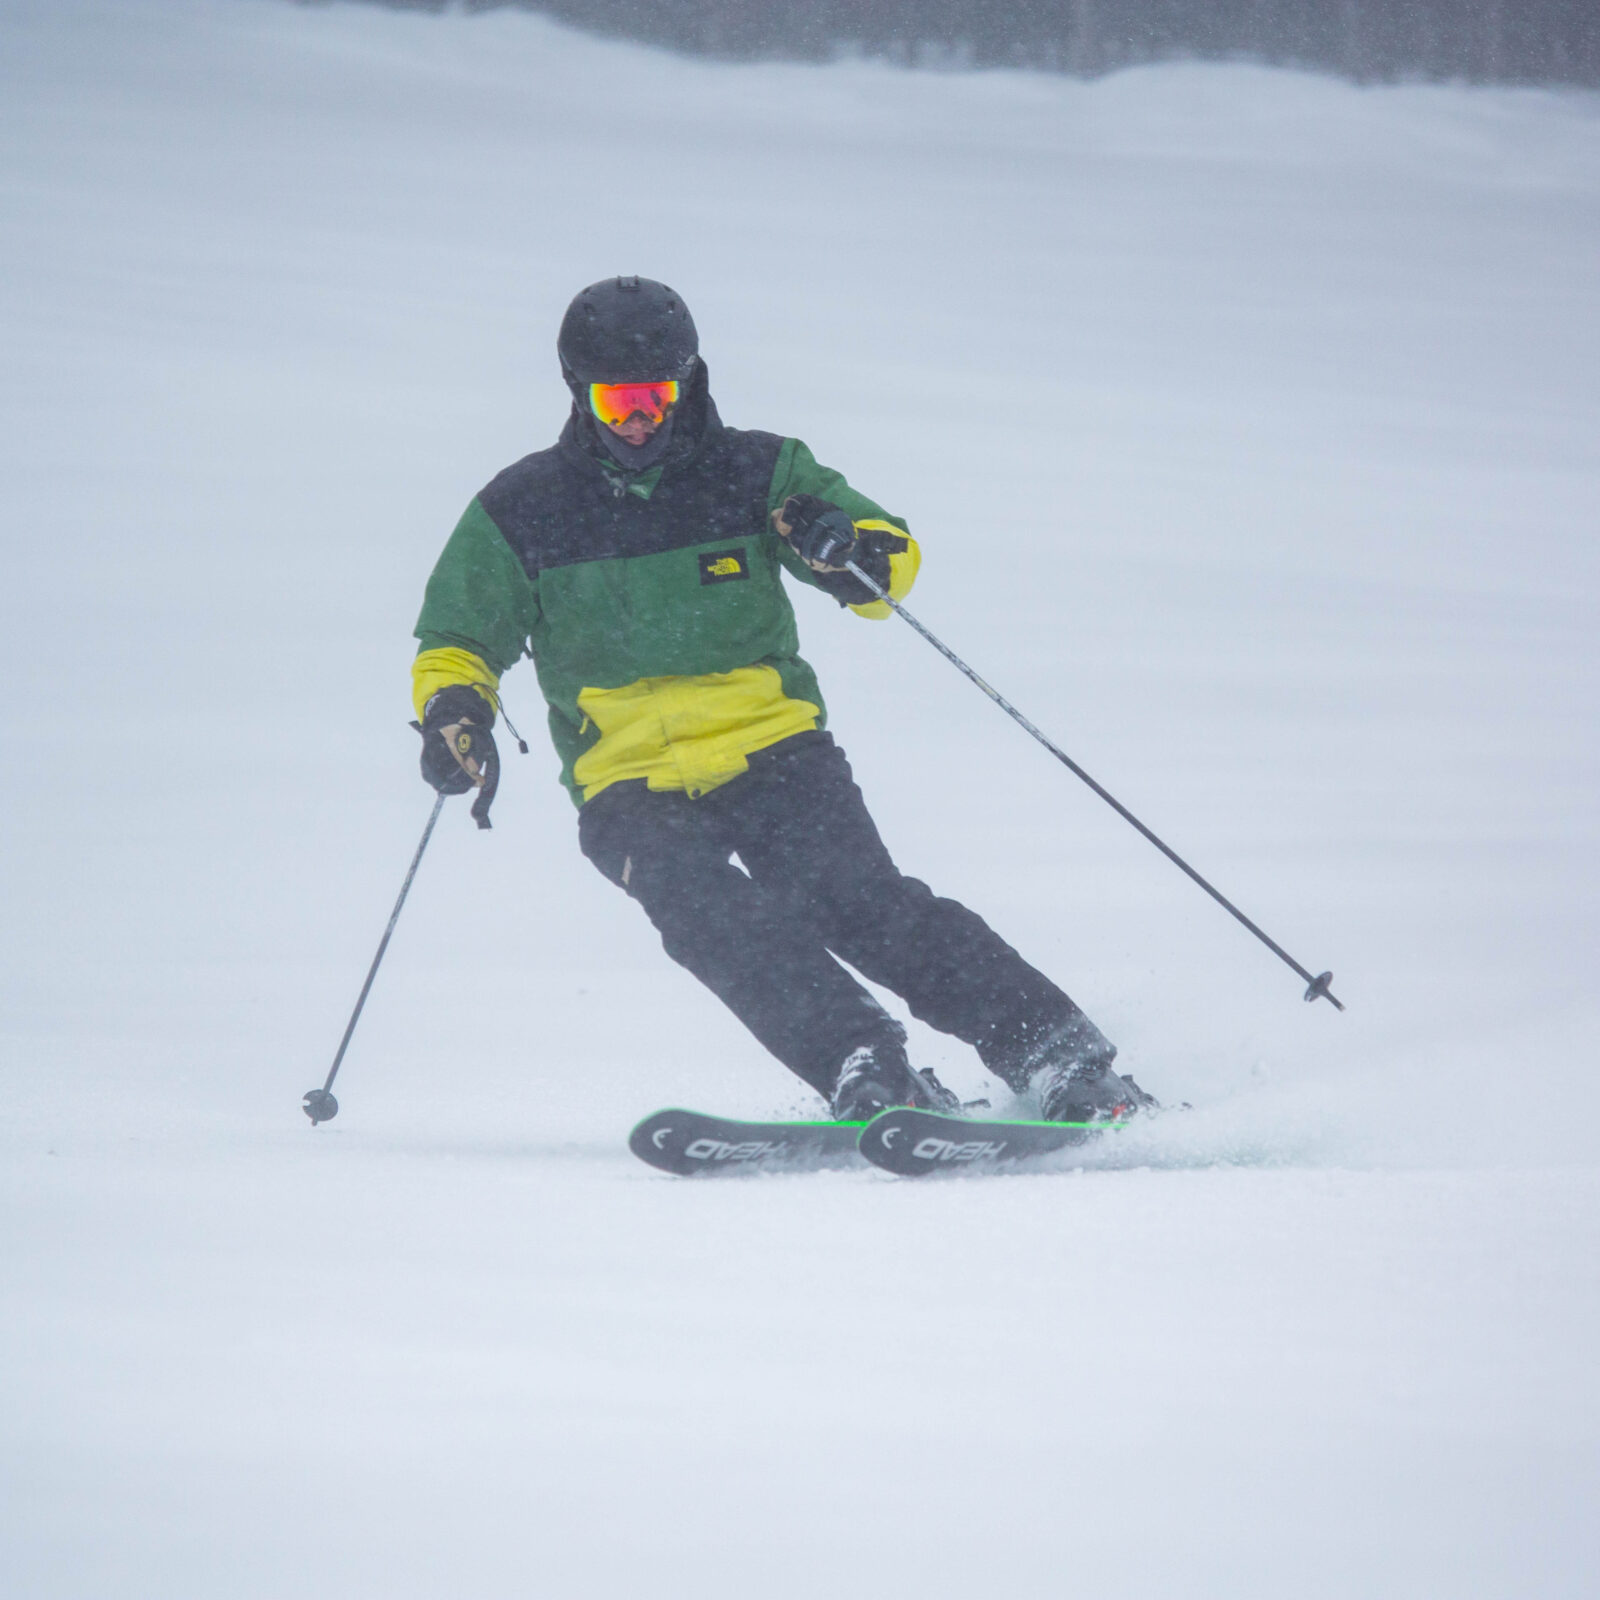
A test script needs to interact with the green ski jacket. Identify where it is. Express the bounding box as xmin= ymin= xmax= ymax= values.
xmin=412 ymin=369 xmax=920 ymax=807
